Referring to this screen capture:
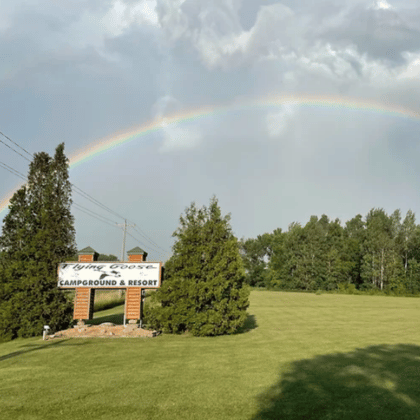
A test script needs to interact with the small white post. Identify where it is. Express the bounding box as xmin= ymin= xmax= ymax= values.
xmin=43 ymin=325 xmax=50 ymax=340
